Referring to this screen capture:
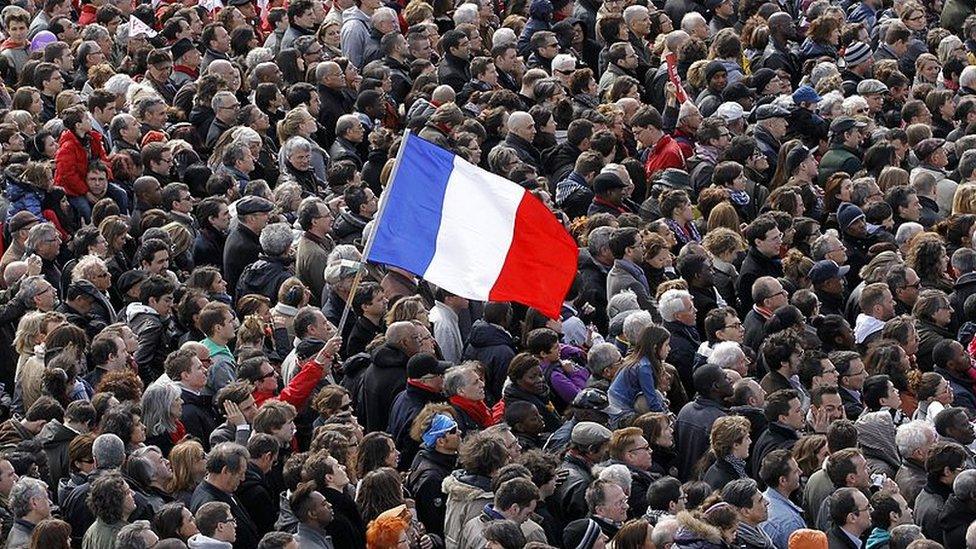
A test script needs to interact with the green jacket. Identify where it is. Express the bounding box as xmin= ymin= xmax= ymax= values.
xmin=82 ymin=519 xmax=124 ymax=549
xmin=817 ymin=144 xmax=862 ymax=187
